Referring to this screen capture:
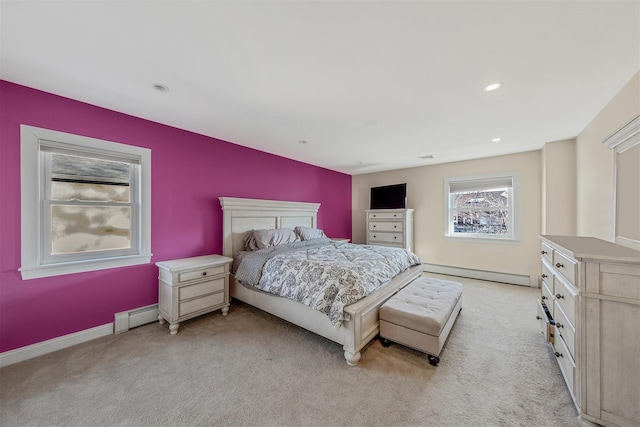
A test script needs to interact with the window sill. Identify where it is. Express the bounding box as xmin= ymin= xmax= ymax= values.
xmin=444 ymin=235 xmax=520 ymax=245
xmin=20 ymin=254 xmax=153 ymax=280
